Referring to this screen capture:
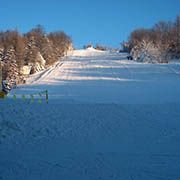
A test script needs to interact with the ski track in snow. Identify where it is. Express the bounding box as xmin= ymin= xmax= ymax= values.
xmin=1 ymin=49 xmax=180 ymax=180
